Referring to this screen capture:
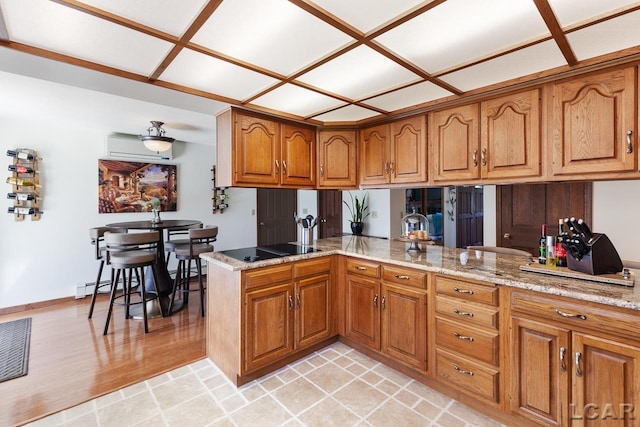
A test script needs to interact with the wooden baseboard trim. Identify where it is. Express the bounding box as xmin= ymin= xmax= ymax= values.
xmin=0 ymin=296 xmax=78 ymax=316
